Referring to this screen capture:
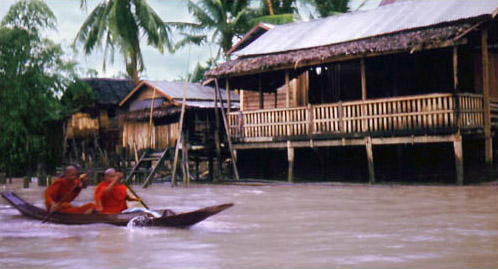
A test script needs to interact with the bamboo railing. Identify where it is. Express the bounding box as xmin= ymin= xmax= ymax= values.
xmin=490 ymin=98 xmax=498 ymax=127
xmin=228 ymin=93 xmax=486 ymax=141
